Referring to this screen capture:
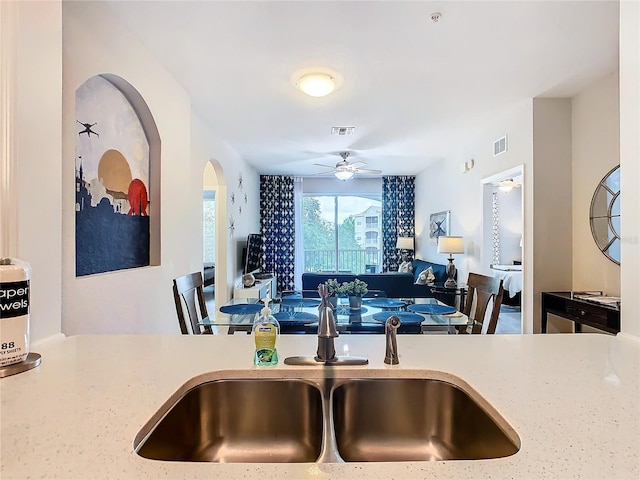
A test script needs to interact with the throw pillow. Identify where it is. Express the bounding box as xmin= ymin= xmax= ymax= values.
xmin=414 ymin=266 xmax=435 ymax=285
xmin=398 ymin=261 xmax=413 ymax=273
